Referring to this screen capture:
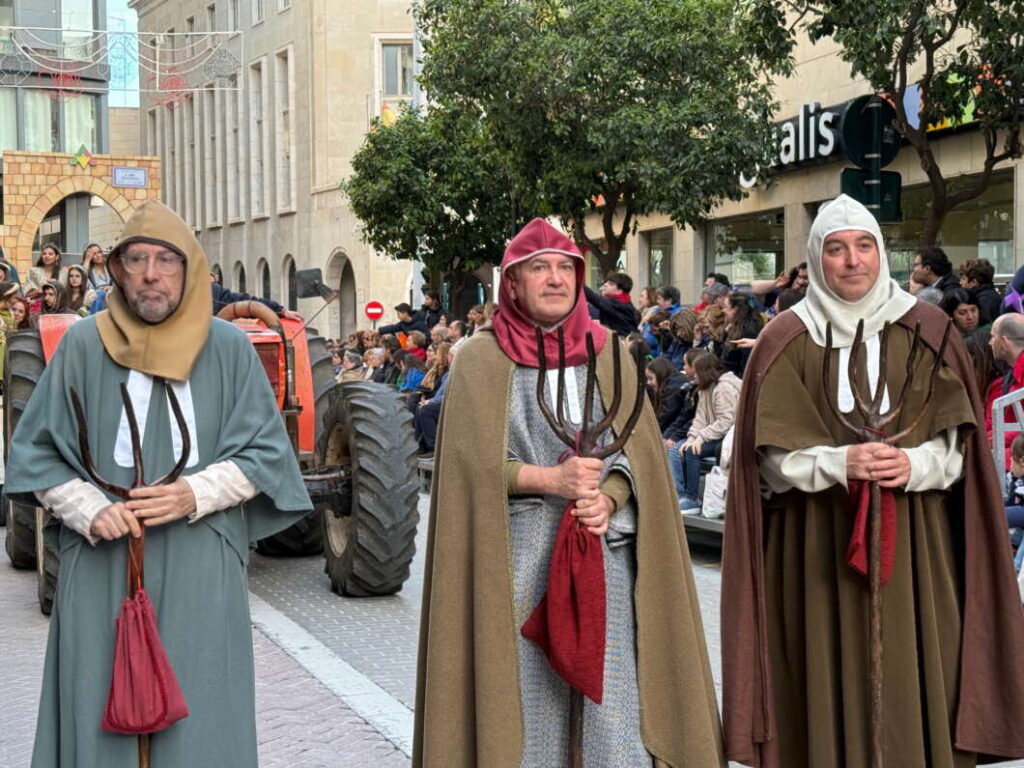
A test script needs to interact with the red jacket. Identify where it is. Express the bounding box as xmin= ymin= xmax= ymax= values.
xmin=985 ymin=351 xmax=1024 ymax=469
